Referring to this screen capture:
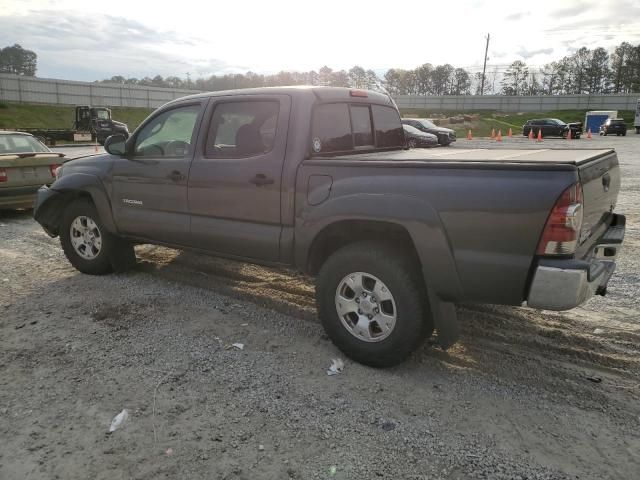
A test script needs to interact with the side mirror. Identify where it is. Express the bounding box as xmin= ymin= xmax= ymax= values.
xmin=104 ymin=134 xmax=127 ymax=156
